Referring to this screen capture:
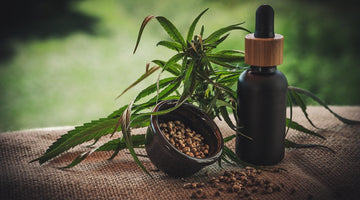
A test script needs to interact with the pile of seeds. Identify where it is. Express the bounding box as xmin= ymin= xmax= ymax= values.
xmin=183 ymin=167 xmax=285 ymax=199
xmin=159 ymin=120 xmax=210 ymax=158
